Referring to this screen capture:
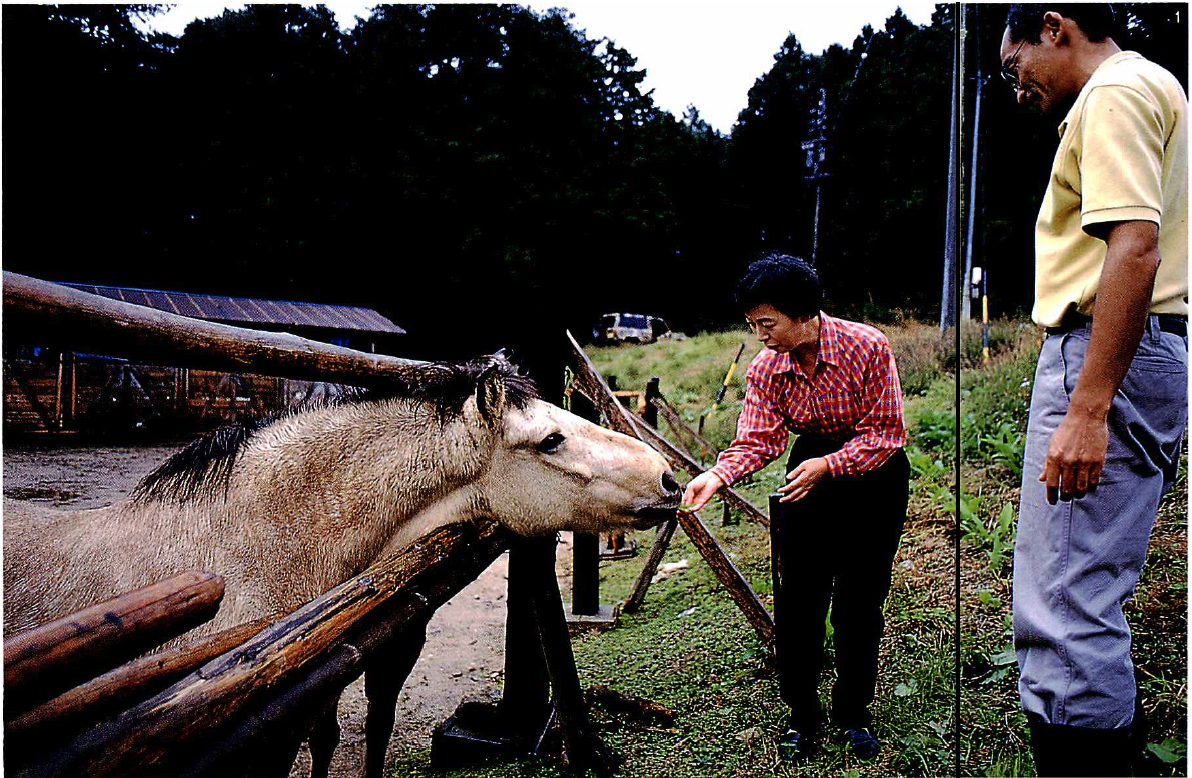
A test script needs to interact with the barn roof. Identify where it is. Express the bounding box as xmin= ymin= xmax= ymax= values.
xmin=62 ymin=283 xmax=406 ymax=335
